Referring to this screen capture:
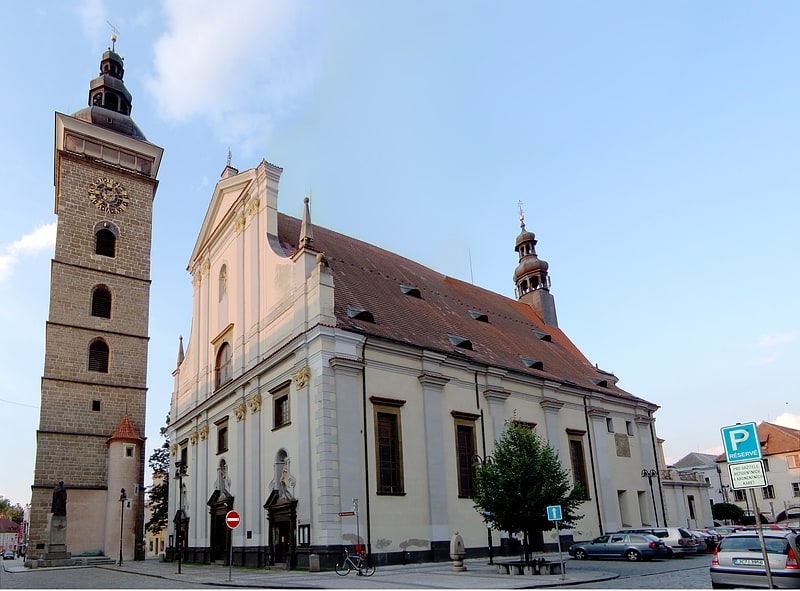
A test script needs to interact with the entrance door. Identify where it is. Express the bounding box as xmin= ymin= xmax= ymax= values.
xmin=210 ymin=510 xmax=230 ymax=563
